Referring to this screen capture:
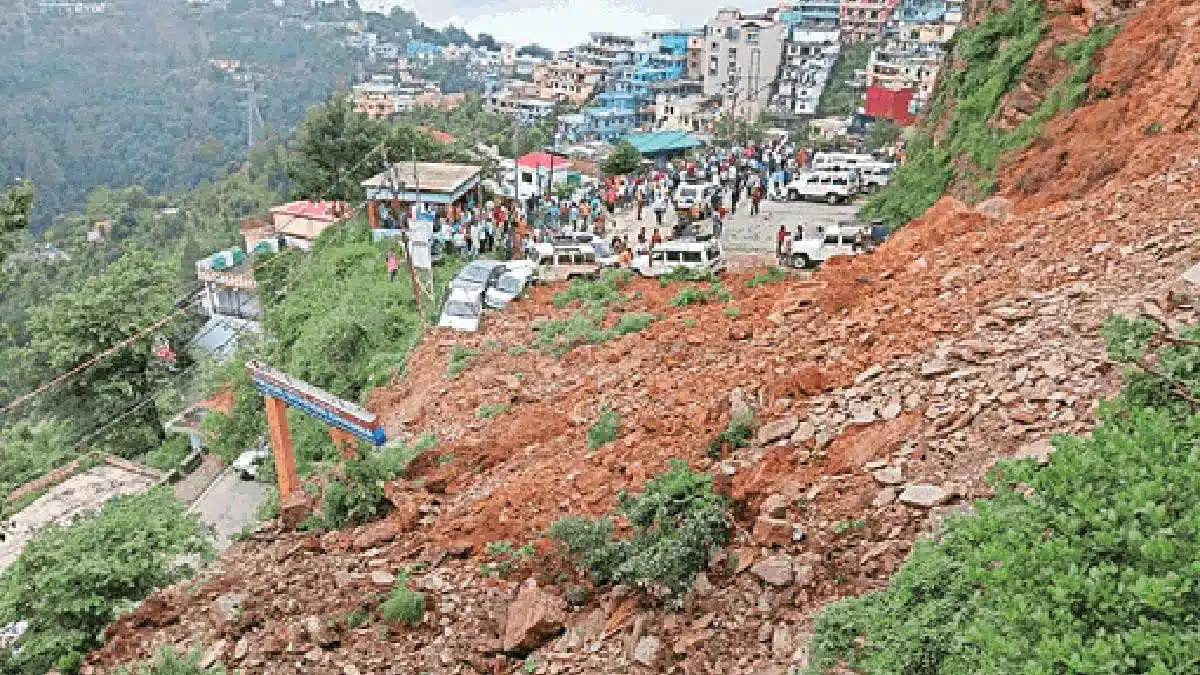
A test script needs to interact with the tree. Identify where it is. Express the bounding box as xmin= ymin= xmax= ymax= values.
xmin=26 ymin=249 xmax=179 ymax=455
xmin=474 ymin=33 xmax=499 ymax=51
xmin=0 ymin=181 xmax=34 ymax=269
xmin=865 ymin=120 xmax=901 ymax=151
xmin=0 ymin=488 xmax=210 ymax=675
xmin=517 ymin=44 xmax=554 ymax=60
xmin=288 ymin=94 xmax=388 ymax=202
xmin=602 ymin=140 xmax=643 ymax=176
